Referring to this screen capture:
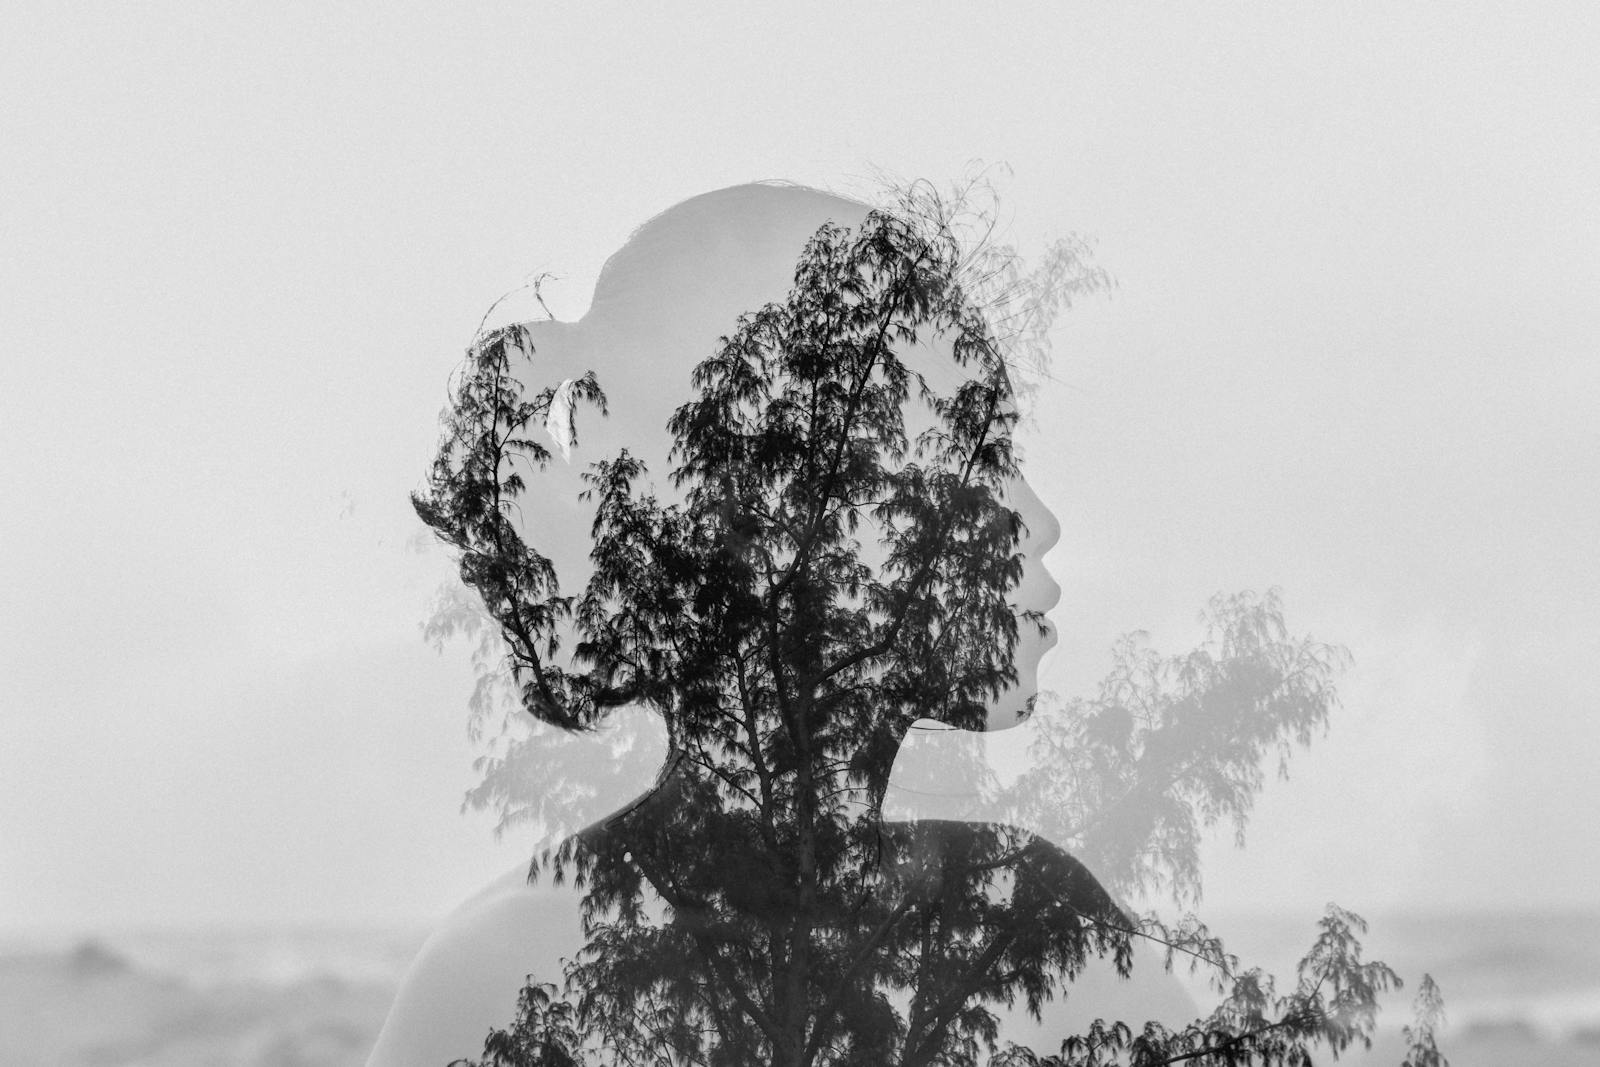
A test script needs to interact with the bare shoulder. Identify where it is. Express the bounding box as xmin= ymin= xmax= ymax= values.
xmin=364 ymin=866 xmax=587 ymax=1067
